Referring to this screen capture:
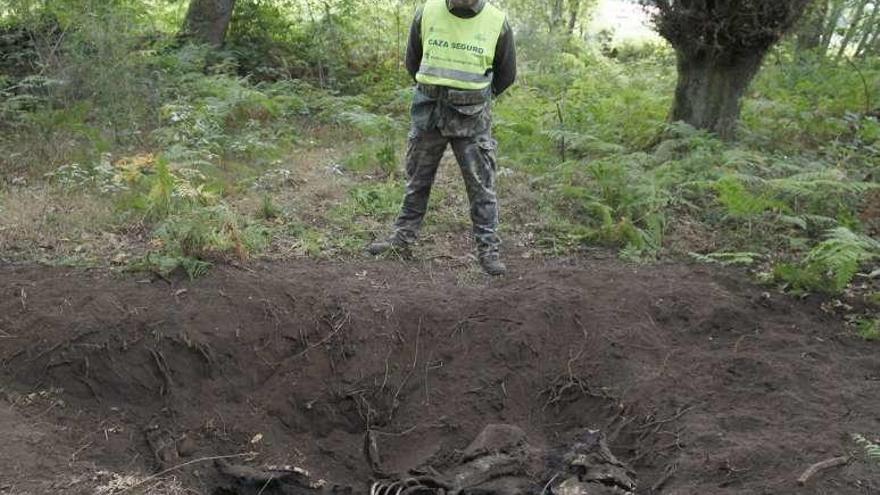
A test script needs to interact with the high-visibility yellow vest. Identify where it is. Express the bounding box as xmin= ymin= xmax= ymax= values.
xmin=415 ymin=0 xmax=506 ymax=91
